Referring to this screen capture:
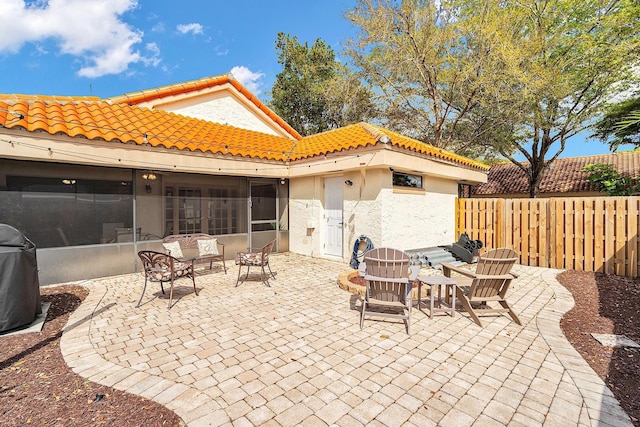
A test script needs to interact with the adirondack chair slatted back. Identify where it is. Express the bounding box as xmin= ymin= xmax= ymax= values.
xmin=364 ymin=248 xmax=410 ymax=302
xmin=471 ymin=248 xmax=518 ymax=299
